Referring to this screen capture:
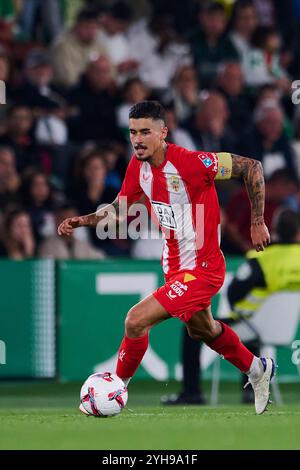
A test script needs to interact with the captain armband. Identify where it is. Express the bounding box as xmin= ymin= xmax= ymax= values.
xmin=215 ymin=152 xmax=232 ymax=180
